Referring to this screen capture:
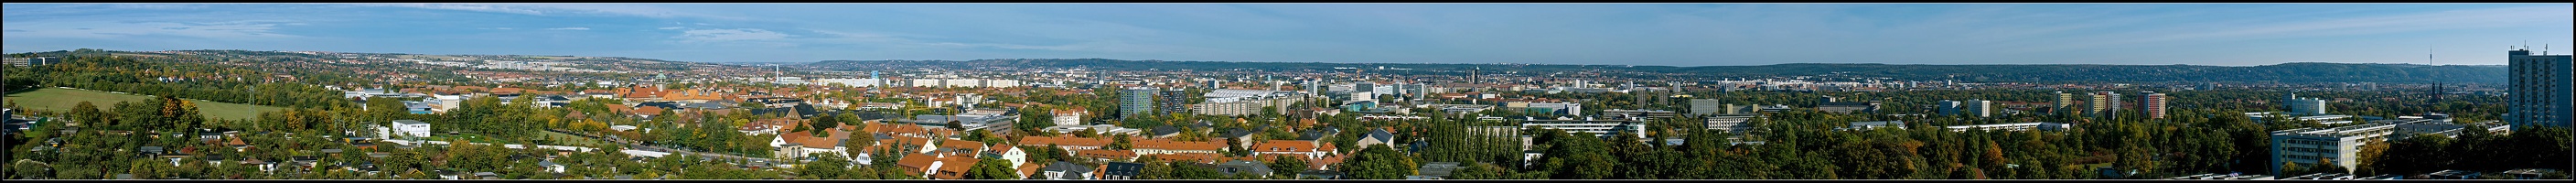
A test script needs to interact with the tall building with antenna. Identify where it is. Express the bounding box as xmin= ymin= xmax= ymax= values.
xmin=2507 ymin=45 xmax=2572 ymax=129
